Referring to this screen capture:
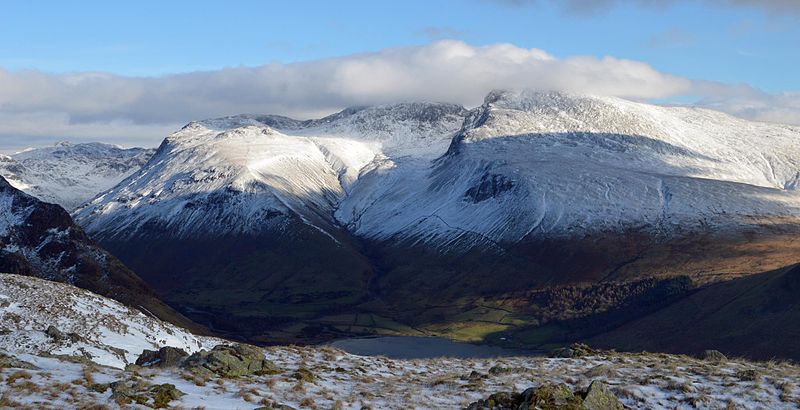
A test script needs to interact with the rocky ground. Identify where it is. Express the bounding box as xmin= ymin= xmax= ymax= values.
xmin=0 ymin=343 xmax=798 ymax=409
